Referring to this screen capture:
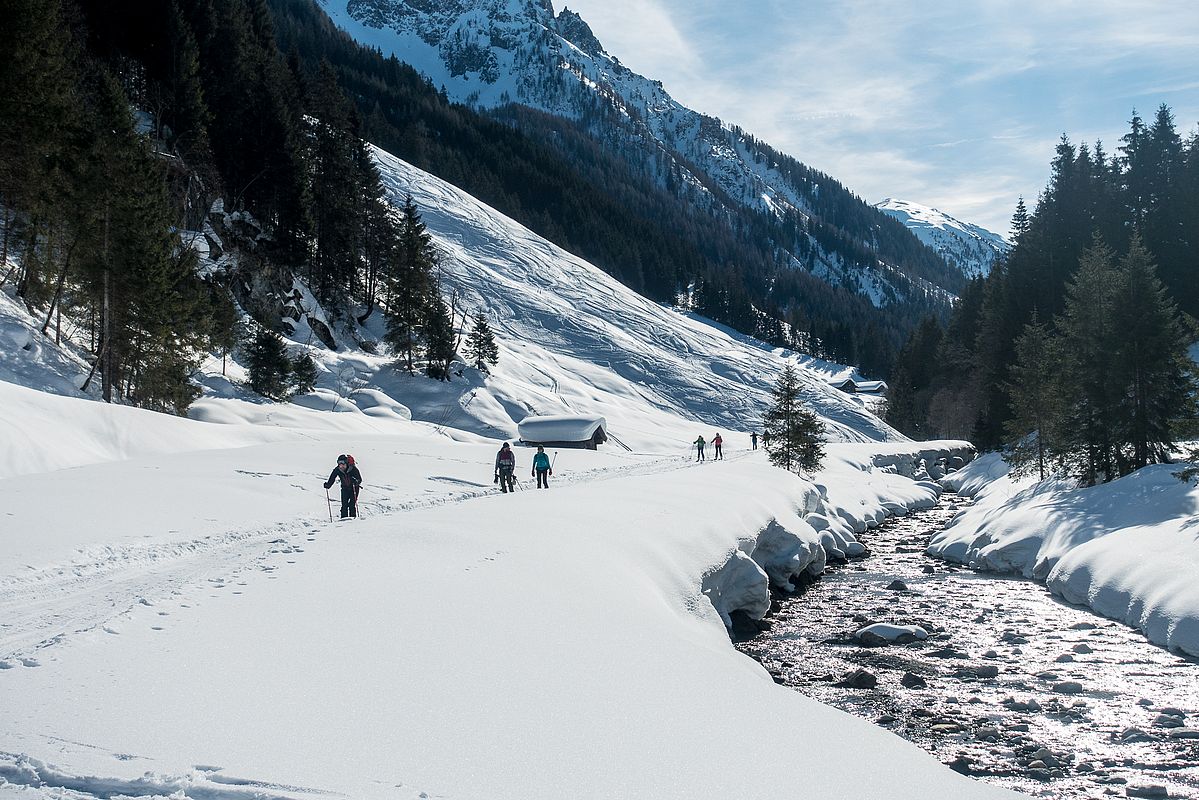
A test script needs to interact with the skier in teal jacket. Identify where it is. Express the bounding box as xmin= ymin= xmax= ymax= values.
xmin=532 ymin=446 xmax=552 ymax=489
